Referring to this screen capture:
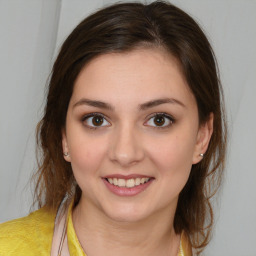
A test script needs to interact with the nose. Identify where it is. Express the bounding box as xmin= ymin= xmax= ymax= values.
xmin=108 ymin=123 xmax=145 ymax=167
